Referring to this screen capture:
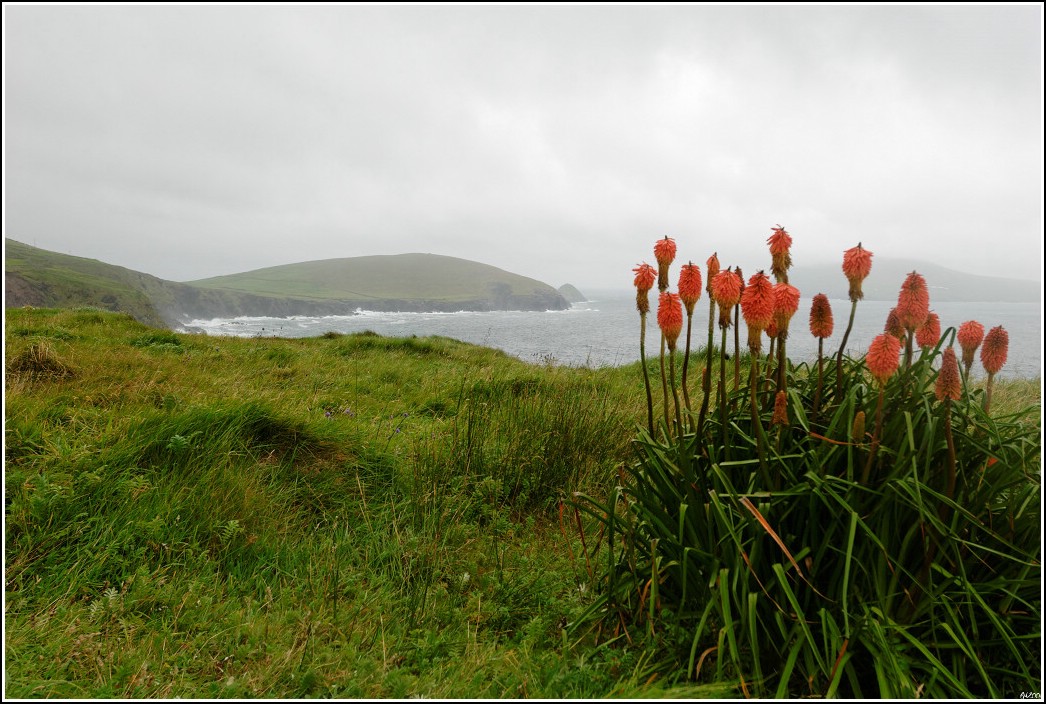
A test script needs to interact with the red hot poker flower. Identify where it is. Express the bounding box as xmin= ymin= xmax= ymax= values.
xmin=677 ymin=262 xmax=702 ymax=314
xmin=633 ymin=262 xmax=657 ymax=314
xmin=957 ymin=320 xmax=985 ymax=370
xmin=633 ymin=263 xmax=656 ymax=292
xmin=916 ymin=312 xmax=941 ymax=349
xmin=896 ymin=271 xmax=930 ymax=332
xmin=935 ymin=347 xmax=961 ymax=402
xmin=711 ymin=269 xmax=742 ymax=328
xmin=773 ymin=282 xmax=801 ymax=335
xmin=809 ymin=293 xmax=834 ymax=339
xmin=771 ymin=390 xmax=789 ymax=427
xmin=768 ymin=224 xmax=793 ymax=282
xmin=654 ymin=237 xmax=677 ymax=292
xmin=866 ymin=333 xmax=901 ymax=386
xmin=741 ymin=271 xmax=775 ymax=332
xmin=657 ymin=292 xmax=684 ymax=351
xmin=705 ymin=253 xmax=720 ymax=295
xmin=842 ymin=244 xmax=873 ymax=302
xmin=884 ymin=308 xmax=905 ymax=340
xmin=980 ymin=325 xmax=1009 ymax=375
